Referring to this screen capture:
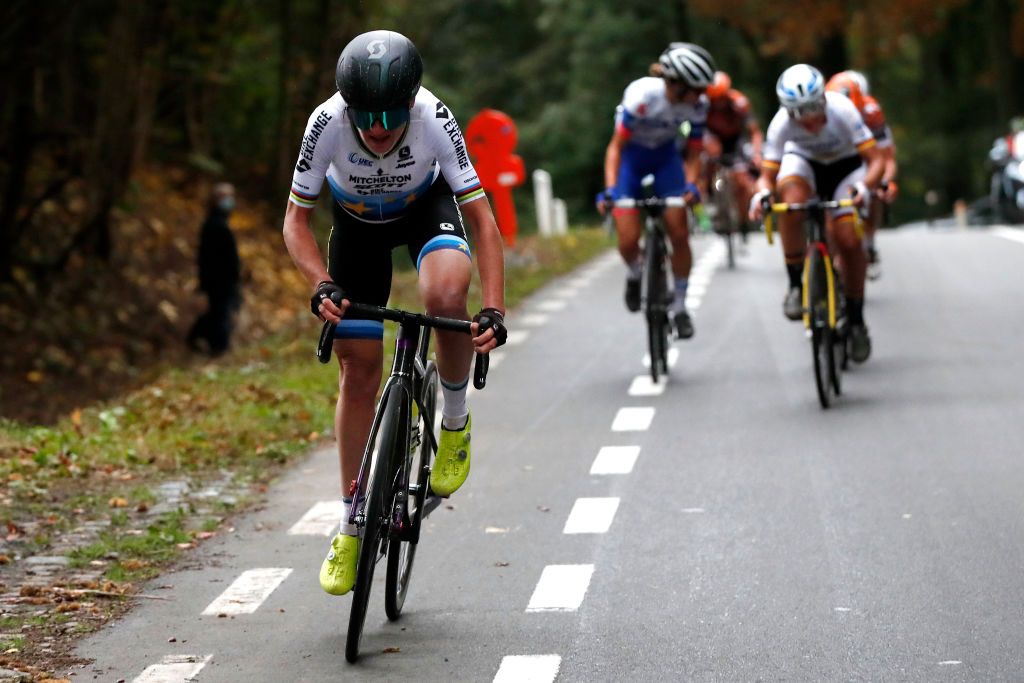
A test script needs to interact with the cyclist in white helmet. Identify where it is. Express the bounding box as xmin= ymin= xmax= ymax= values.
xmin=598 ymin=42 xmax=715 ymax=339
xmin=749 ymin=64 xmax=885 ymax=363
